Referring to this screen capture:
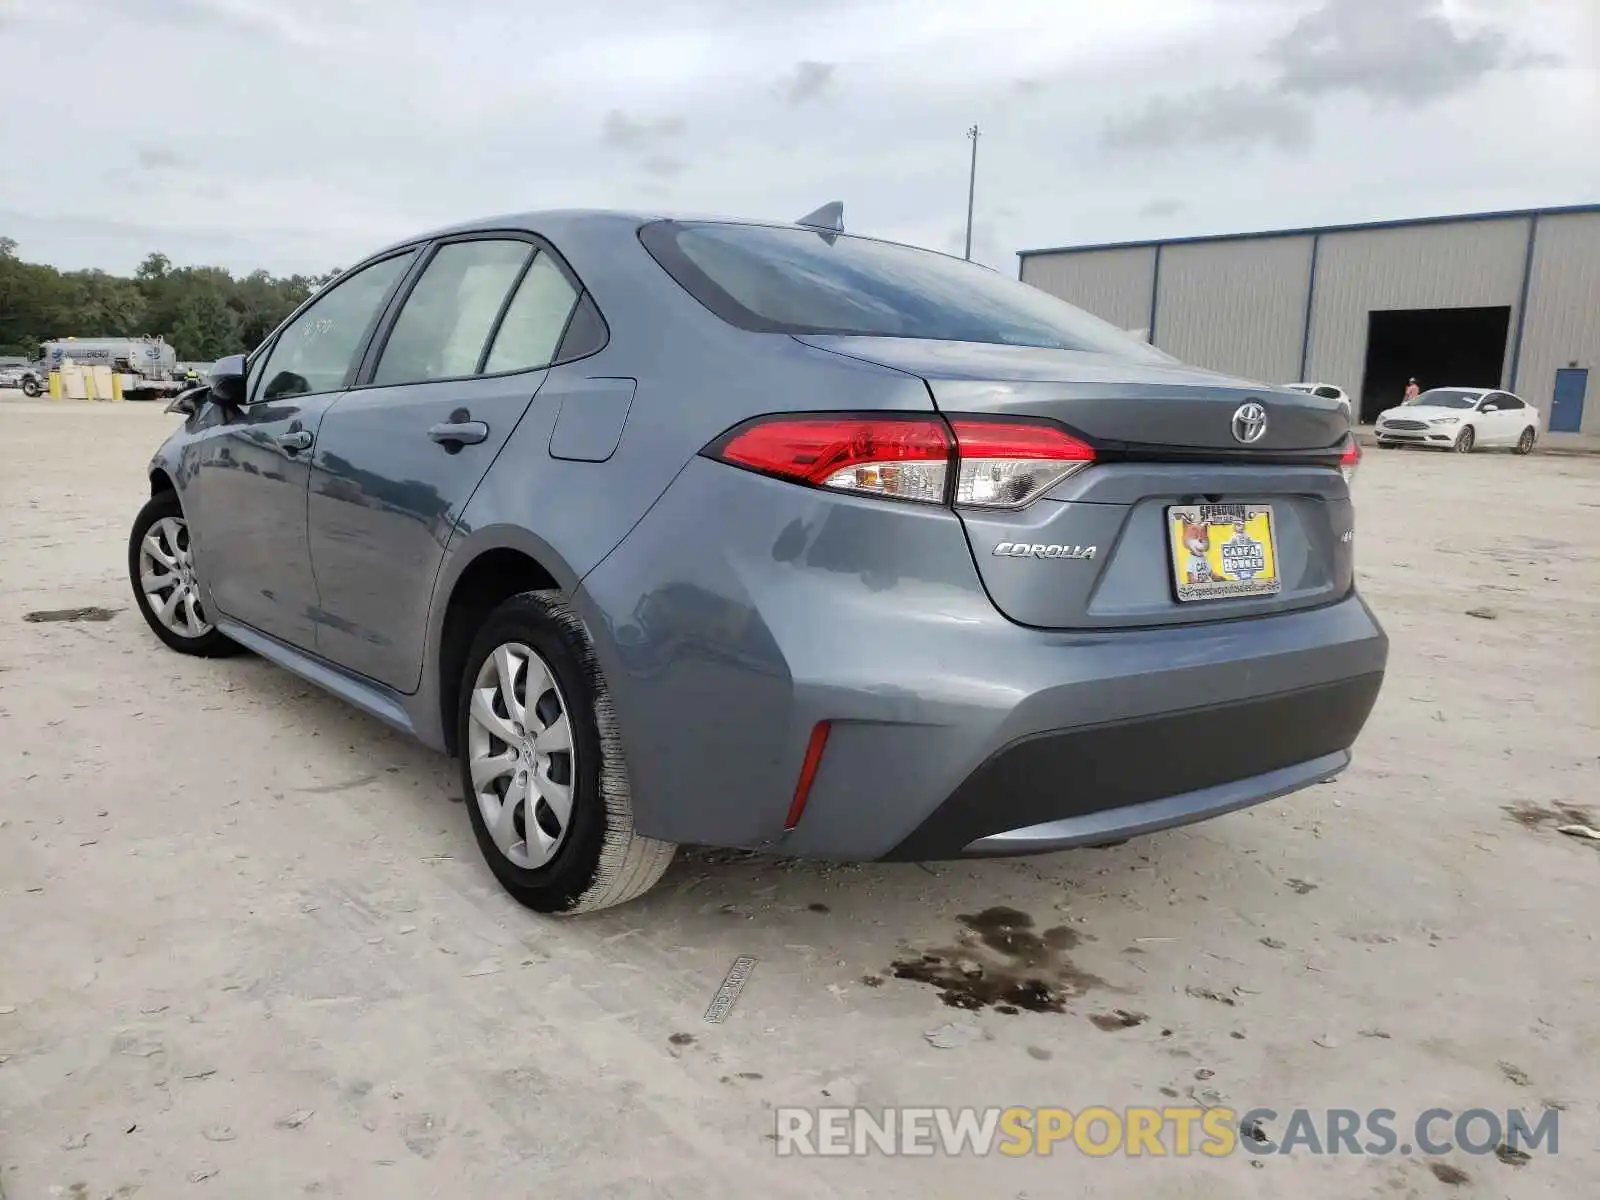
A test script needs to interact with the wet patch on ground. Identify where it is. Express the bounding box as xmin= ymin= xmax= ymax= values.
xmin=1503 ymin=801 xmax=1596 ymax=830
xmin=1089 ymin=1009 xmax=1147 ymax=1032
xmin=887 ymin=907 xmax=1105 ymax=1014
xmin=24 ymin=606 xmax=120 ymax=623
